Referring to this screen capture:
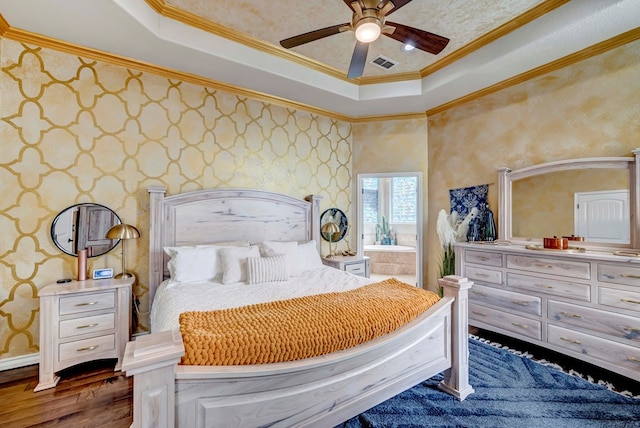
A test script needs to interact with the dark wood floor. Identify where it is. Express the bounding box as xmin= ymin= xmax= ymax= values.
xmin=0 ymin=359 xmax=132 ymax=428
xmin=1 ymin=330 xmax=638 ymax=427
